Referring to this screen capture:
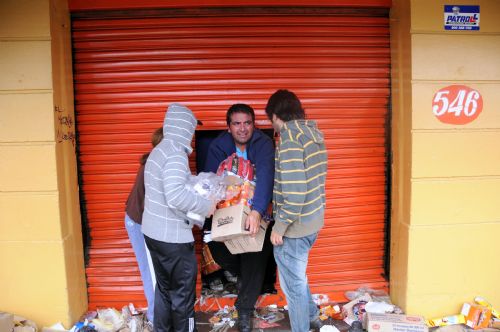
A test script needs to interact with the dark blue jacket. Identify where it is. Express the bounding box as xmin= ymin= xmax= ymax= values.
xmin=204 ymin=129 xmax=275 ymax=216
